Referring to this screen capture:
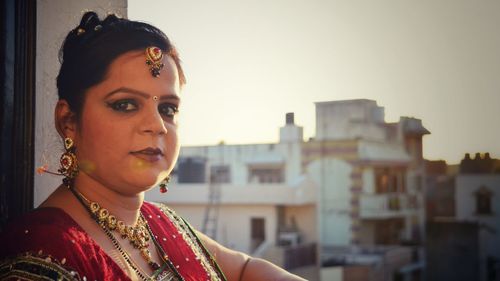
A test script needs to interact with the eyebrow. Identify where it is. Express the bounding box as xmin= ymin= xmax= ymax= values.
xmin=104 ymin=87 xmax=180 ymax=101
